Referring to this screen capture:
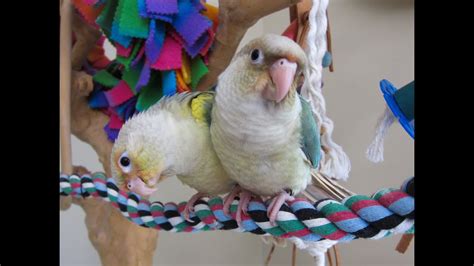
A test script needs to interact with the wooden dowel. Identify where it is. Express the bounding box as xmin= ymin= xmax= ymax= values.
xmin=333 ymin=245 xmax=340 ymax=266
xmin=395 ymin=234 xmax=414 ymax=254
xmin=291 ymin=243 xmax=297 ymax=266
xmin=264 ymin=244 xmax=276 ymax=266
xmin=326 ymin=249 xmax=333 ymax=266
xmin=60 ymin=0 xmax=73 ymax=210
xmin=60 ymin=0 xmax=72 ymax=174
